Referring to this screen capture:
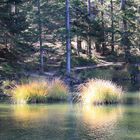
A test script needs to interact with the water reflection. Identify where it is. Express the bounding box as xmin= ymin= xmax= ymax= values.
xmin=13 ymin=105 xmax=48 ymax=122
xmin=1 ymin=103 xmax=140 ymax=140
xmin=1 ymin=104 xmax=69 ymax=140
xmin=81 ymin=105 xmax=124 ymax=139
